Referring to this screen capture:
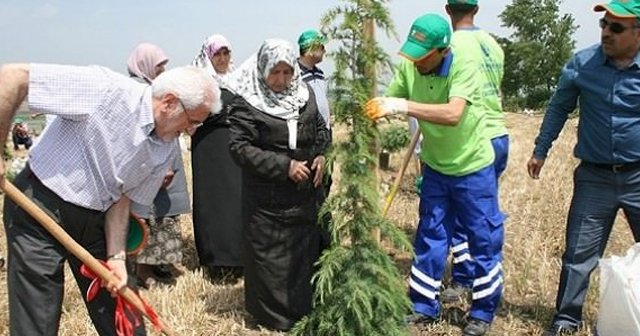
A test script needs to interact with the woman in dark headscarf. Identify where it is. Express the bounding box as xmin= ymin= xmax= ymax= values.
xmin=190 ymin=34 xmax=244 ymax=281
xmin=228 ymin=38 xmax=330 ymax=331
